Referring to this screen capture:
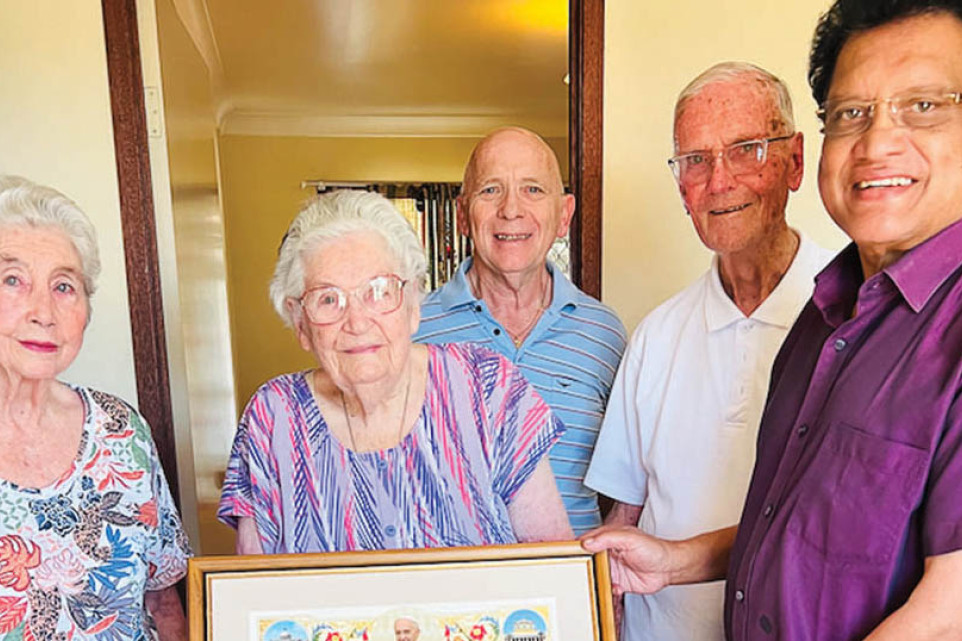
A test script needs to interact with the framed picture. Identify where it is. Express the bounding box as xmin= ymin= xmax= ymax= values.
xmin=188 ymin=541 xmax=615 ymax=641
